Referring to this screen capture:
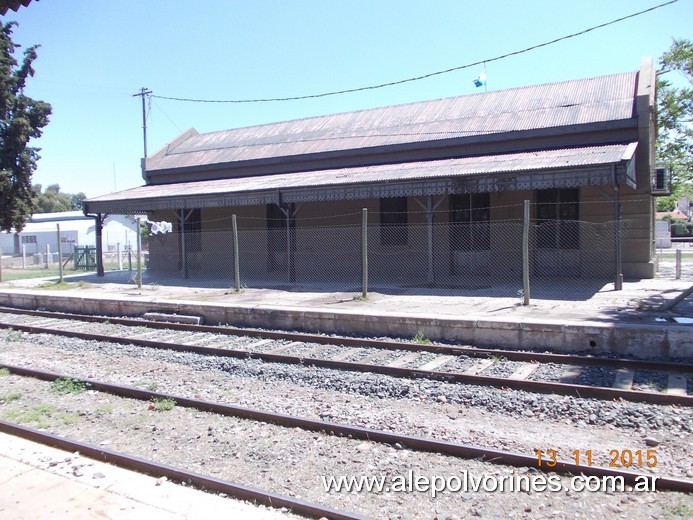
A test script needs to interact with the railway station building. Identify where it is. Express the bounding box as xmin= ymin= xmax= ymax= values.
xmin=84 ymin=58 xmax=661 ymax=296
